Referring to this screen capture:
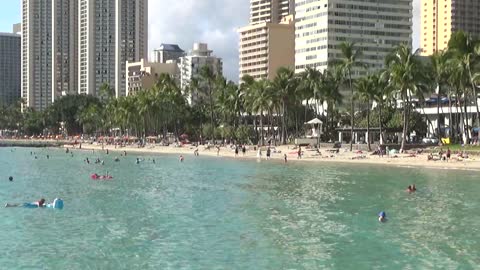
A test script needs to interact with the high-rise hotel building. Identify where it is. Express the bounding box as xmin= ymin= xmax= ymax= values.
xmin=21 ymin=0 xmax=148 ymax=110
xmin=22 ymin=0 xmax=54 ymax=111
xmin=79 ymin=0 xmax=148 ymax=97
xmin=420 ymin=0 xmax=480 ymax=56
xmin=0 ymin=32 xmax=21 ymax=107
xmin=294 ymin=0 xmax=412 ymax=74
xmin=250 ymin=0 xmax=294 ymax=24
xmin=52 ymin=0 xmax=78 ymax=98
xmin=239 ymin=0 xmax=295 ymax=80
